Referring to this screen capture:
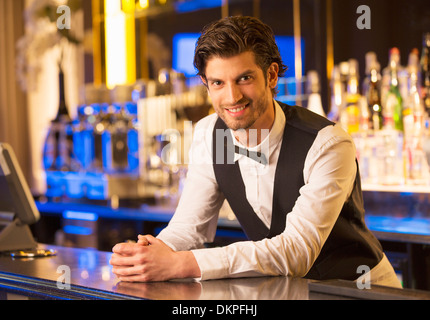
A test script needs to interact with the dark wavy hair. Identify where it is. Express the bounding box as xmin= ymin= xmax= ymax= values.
xmin=193 ymin=16 xmax=287 ymax=89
